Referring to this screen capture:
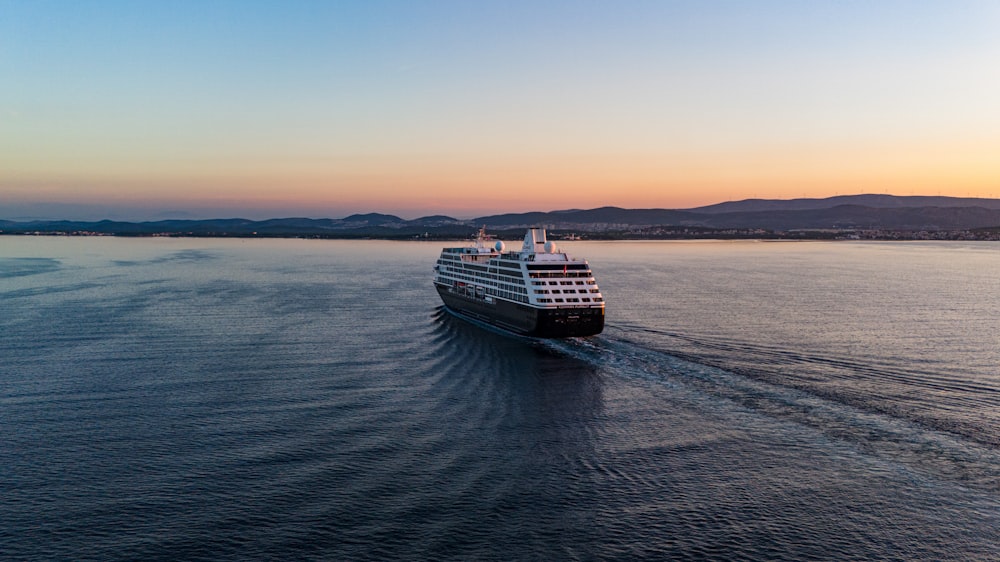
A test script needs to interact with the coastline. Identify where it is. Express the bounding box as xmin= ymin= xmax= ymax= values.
xmin=3 ymin=228 xmax=1000 ymax=241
